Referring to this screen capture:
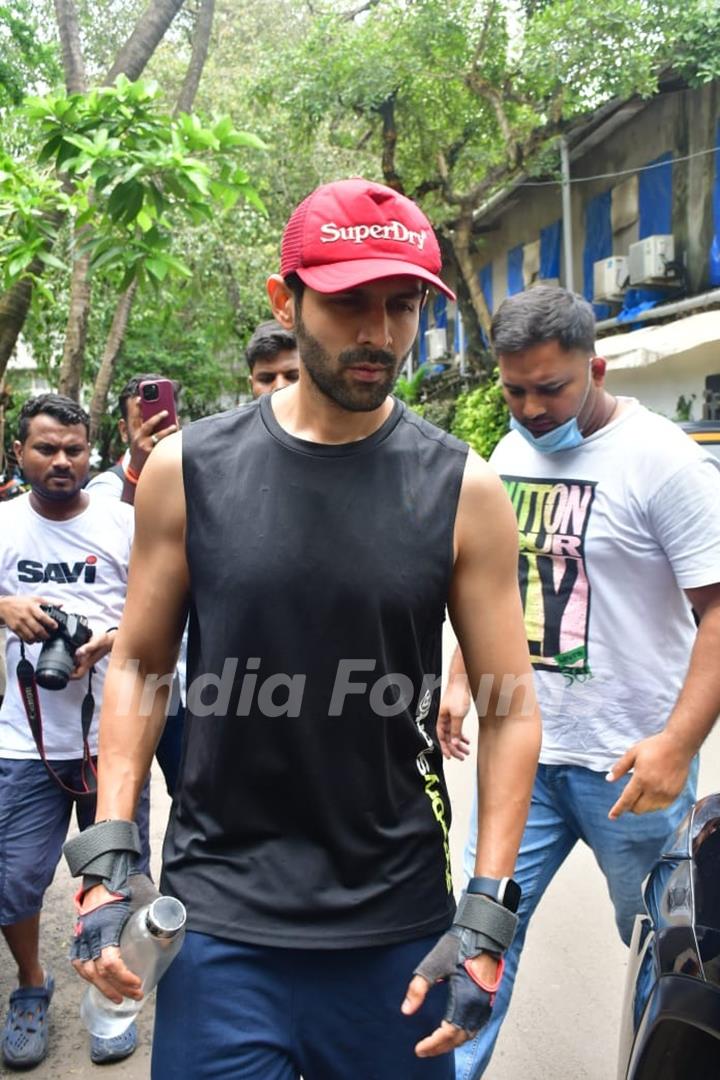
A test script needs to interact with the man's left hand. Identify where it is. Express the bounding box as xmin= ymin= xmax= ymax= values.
xmin=71 ymin=631 xmax=116 ymax=680
xmin=607 ymin=731 xmax=694 ymax=818
xmin=402 ymin=949 xmax=500 ymax=1057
